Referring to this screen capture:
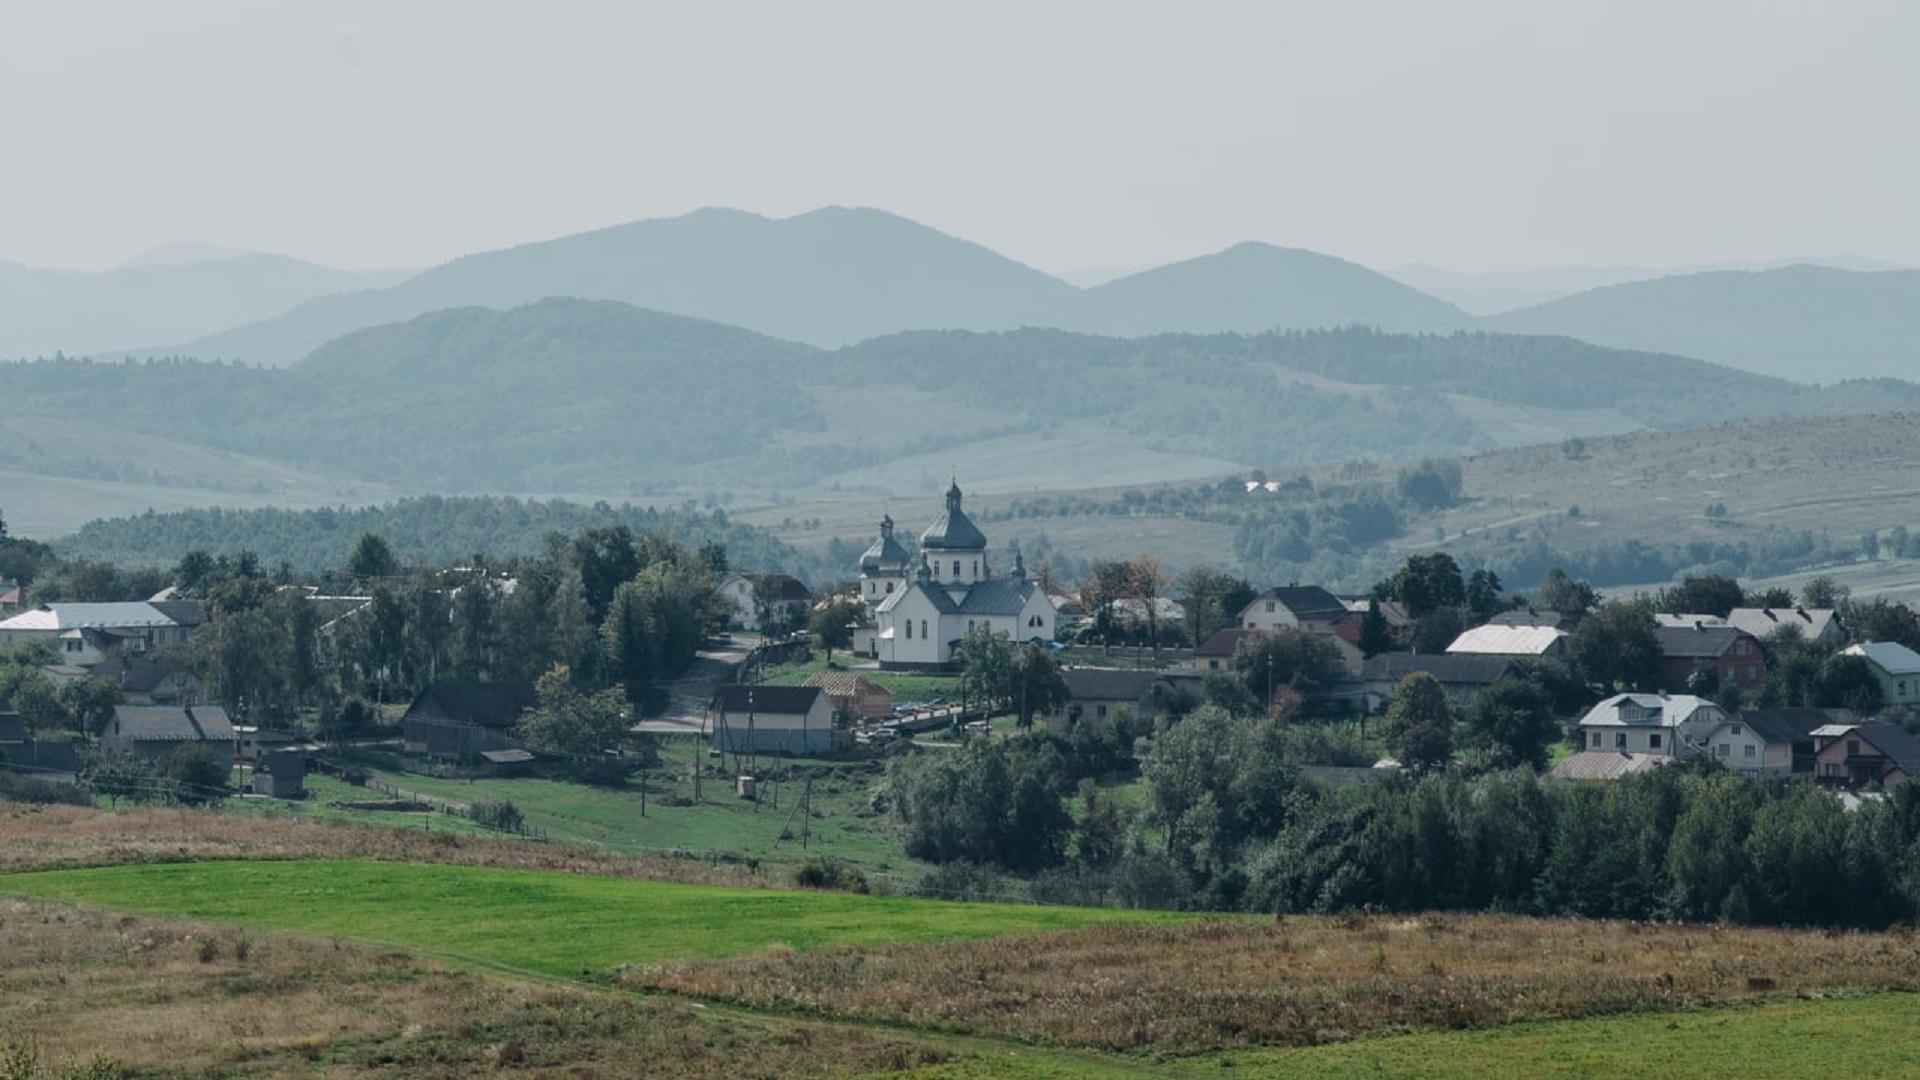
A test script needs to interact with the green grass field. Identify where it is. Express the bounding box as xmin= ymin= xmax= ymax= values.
xmin=0 ymin=858 xmax=1187 ymax=976
xmin=323 ymin=740 xmax=913 ymax=870
xmin=888 ymin=992 xmax=1920 ymax=1078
